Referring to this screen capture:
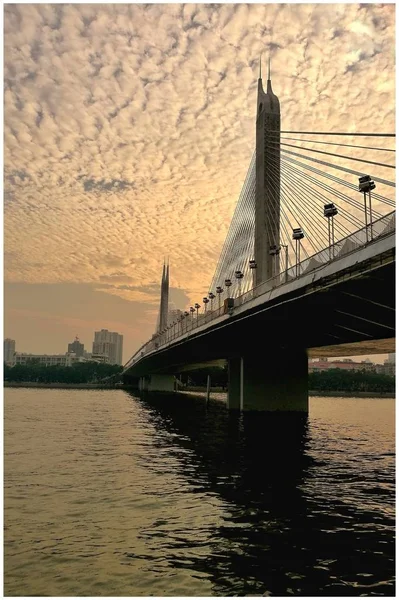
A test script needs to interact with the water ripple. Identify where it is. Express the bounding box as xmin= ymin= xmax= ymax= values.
xmin=4 ymin=389 xmax=395 ymax=596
